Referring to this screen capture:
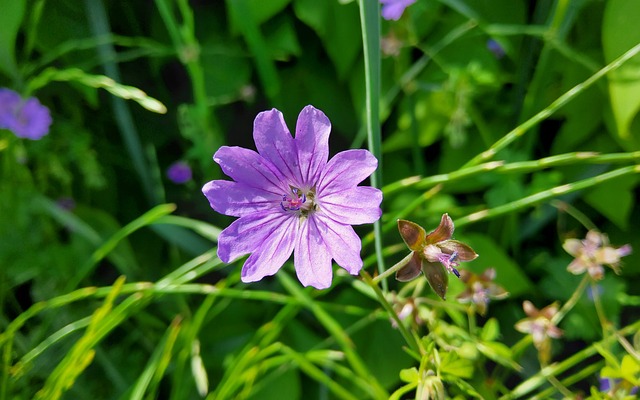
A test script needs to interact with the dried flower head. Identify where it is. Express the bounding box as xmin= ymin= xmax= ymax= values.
xmin=395 ymin=214 xmax=478 ymax=299
xmin=563 ymin=230 xmax=632 ymax=280
xmin=0 ymin=88 xmax=52 ymax=140
xmin=515 ymin=301 xmax=563 ymax=364
xmin=456 ymin=268 xmax=508 ymax=315
xmin=202 ymin=105 xmax=382 ymax=289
